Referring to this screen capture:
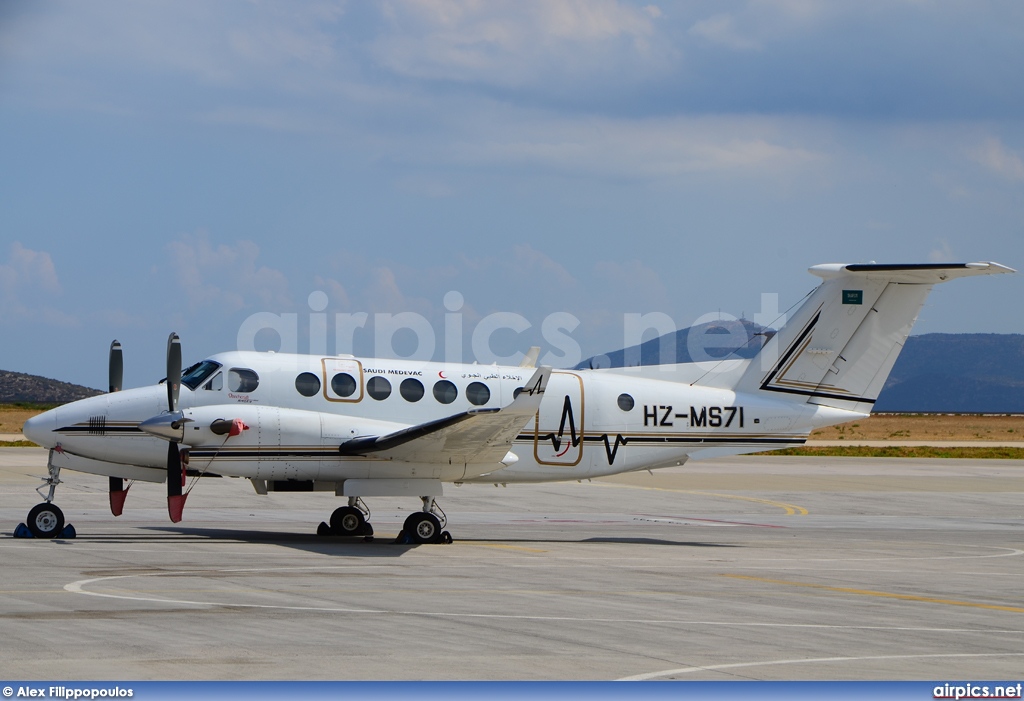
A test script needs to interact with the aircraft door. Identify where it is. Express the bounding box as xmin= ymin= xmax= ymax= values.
xmin=533 ymin=371 xmax=585 ymax=467
xmin=322 ymin=358 xmax=364 ymax=402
